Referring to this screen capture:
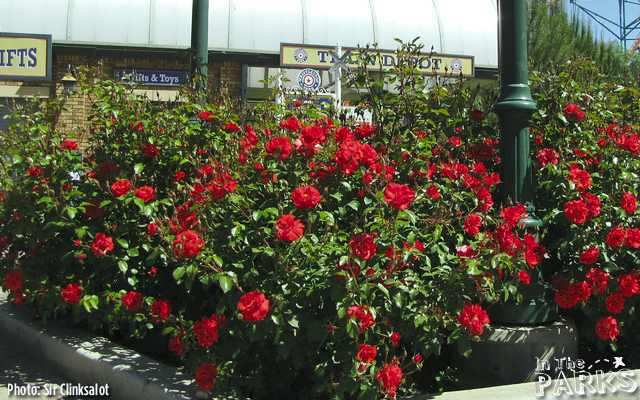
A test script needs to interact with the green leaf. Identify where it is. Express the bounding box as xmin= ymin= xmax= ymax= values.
xmin=218 ymin=275 xmax=233 ymax=293
xmin=134 ymin=163 xmax=145 ymax=174
xmin=65 ymin=207 xmax=77 ymax=219
xmin=118 ymin=260 xmax=128 ymax=274
xmin=173 ymin=266 xmax=186 ymax=281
